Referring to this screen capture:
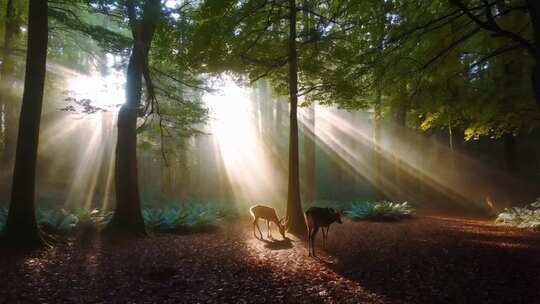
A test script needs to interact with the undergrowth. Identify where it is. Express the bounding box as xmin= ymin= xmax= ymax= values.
xmin=495 ymin=198 xmax=540 ymax=230
xmin=345 ymin=201 xmax=414 ymax=221
xmin=303 ymin=200 xmax=415 ymax=221
xmin=0 ymin=201 xmax=238 ymax=234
